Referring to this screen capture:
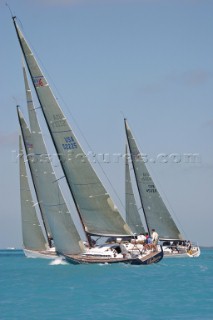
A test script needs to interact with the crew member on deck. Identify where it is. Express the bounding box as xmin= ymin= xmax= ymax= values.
xmin=151 ymin=229 xmax=159 ymax=246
